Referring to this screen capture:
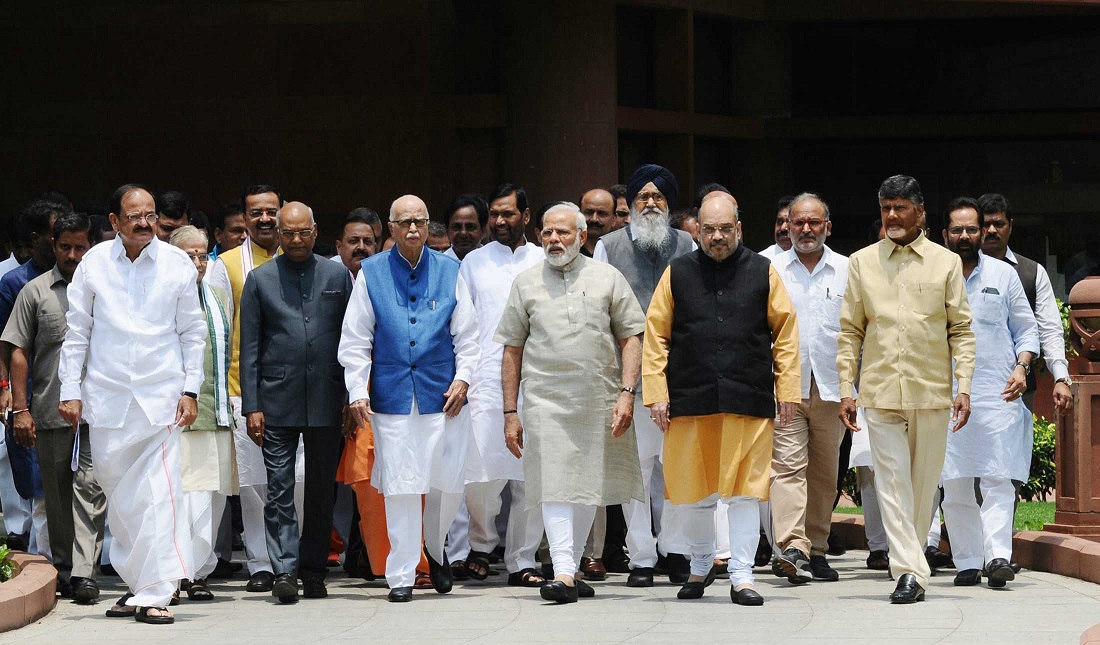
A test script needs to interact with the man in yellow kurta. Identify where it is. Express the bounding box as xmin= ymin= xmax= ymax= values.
xmin=643 ymin=196 xmax=800 ymax=606
xmin=203 ymin=184 xmax=282 ymax=591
